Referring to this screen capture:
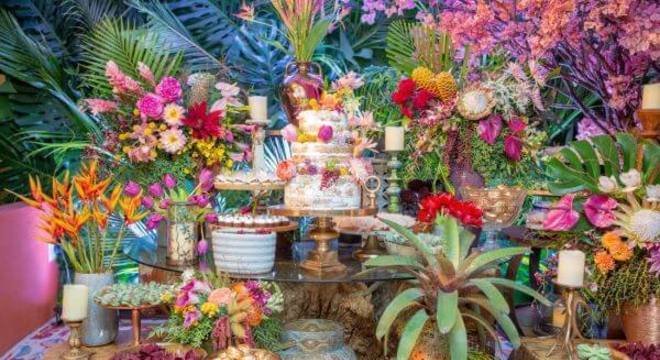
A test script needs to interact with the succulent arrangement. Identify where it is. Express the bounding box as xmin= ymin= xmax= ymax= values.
xmin=366 ymin=215 xmax=549 ymax=360
xmin=95 ymin=283 xmax=175 ymax=308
